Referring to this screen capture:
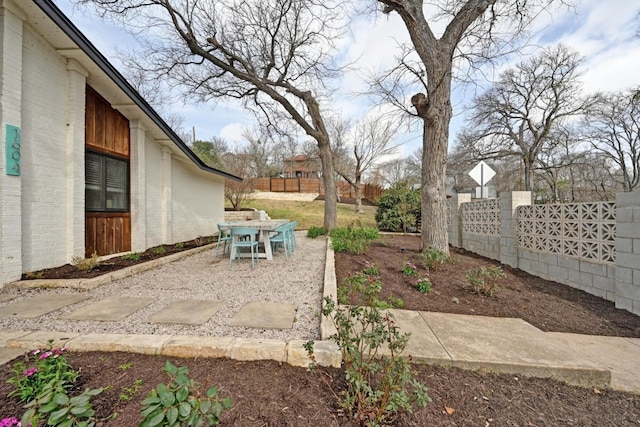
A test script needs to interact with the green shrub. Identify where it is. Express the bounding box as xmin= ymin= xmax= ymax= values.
xmin=421 ymin=246 xmax=451 ymax=270
xmin=121 ymin=252 xmax=142 ymax=261
xmin=307 ymin=226 xmax=328 ymax=238
xmin=151 ymin=245 xmax=166 ymax=255
xmin=465 ymin=266 xmax=505 ymax=297
xmin=7 ymin=344 xmax=79 ymax=403
xmin=307 ymin=268 xmax=430 ymax=425
xmin=375 ymin=182 xmax=420 ymax=232
xmin=140 ymin=361 xmax=232 ymax=427
xmin=71 ymin=252 xmax=100 ymax=272
xmin=330 ymin=226 xmax=379 ymax=254
xmin=175 ymin=242 xmax=185 ymax=249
